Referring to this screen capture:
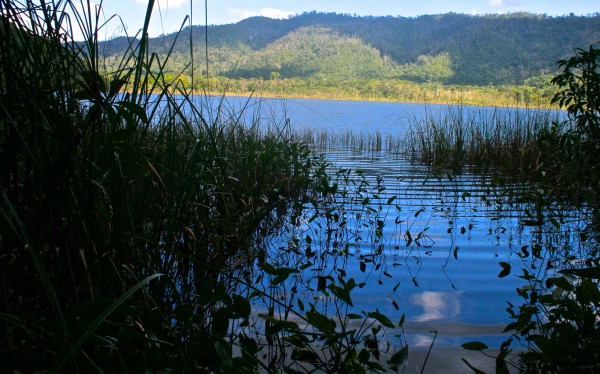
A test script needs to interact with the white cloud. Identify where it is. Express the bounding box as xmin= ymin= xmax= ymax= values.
xmin=489 ymin=0 xmax=520 ymax=7
xmin=229 ymin=7 xmax=295 ymax=22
